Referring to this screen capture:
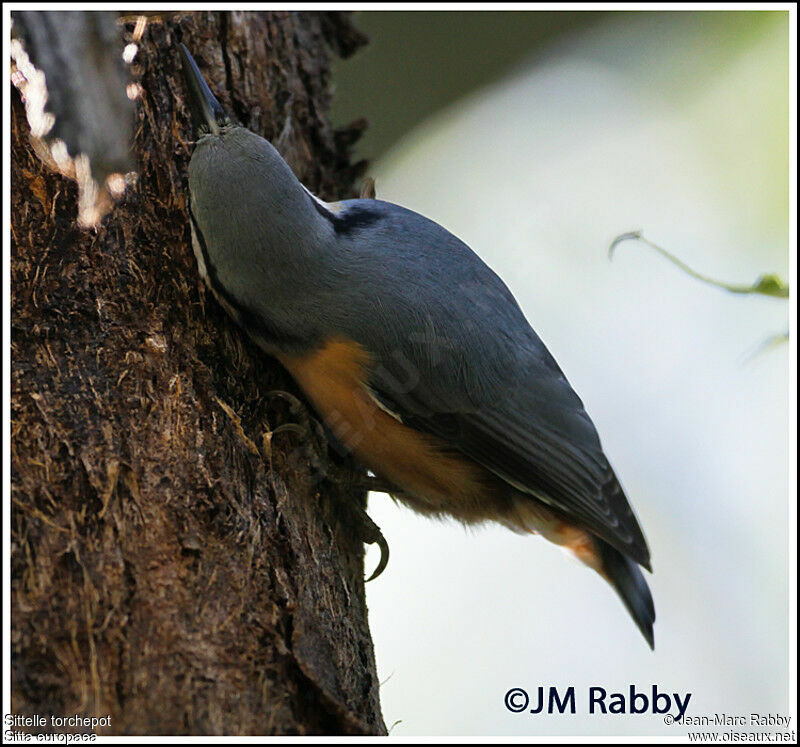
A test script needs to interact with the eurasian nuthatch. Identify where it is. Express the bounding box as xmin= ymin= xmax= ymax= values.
xmin=179 ymin=44 xmax=655 ymax=648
